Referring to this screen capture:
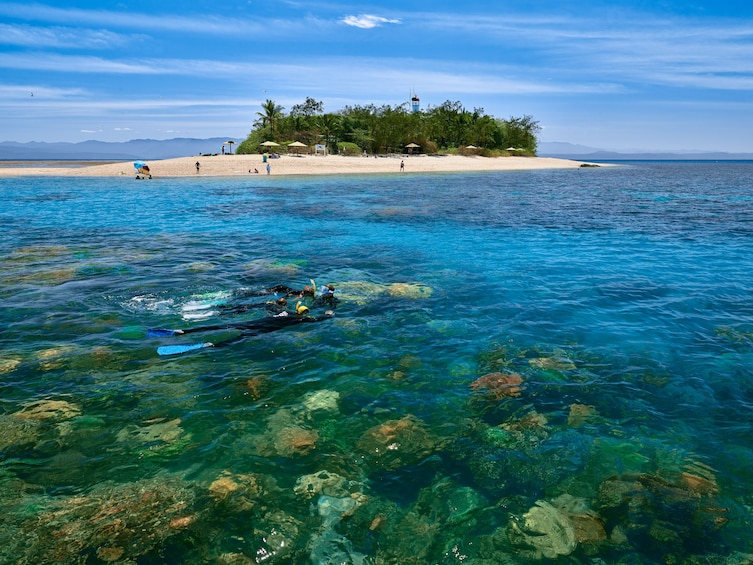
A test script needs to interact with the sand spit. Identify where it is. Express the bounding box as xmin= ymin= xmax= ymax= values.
xmin=0 ymin=153 xmax=597 ymax=178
